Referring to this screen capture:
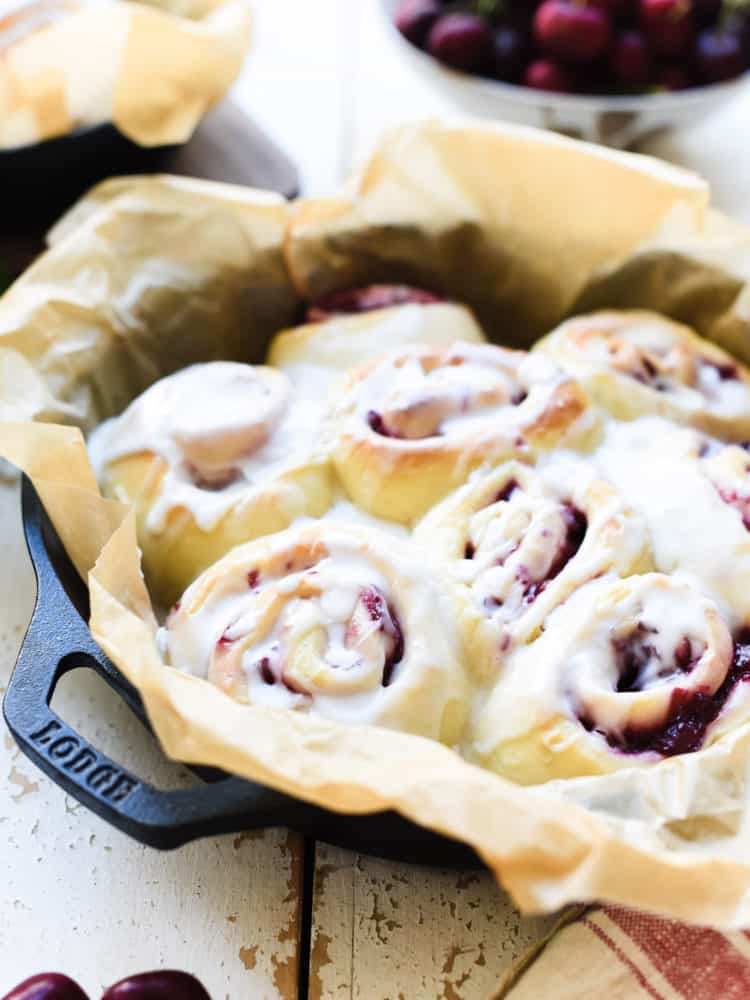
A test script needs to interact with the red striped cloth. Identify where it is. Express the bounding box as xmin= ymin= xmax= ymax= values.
xmin=503 ymin=906 xmax=750 ymax=999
